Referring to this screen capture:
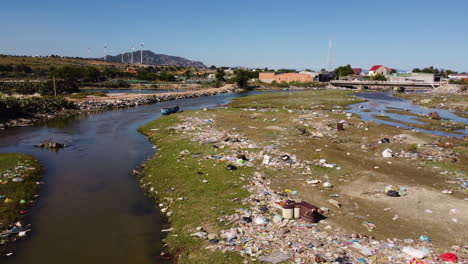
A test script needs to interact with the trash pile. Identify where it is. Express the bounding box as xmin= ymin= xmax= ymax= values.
xmin=170 ymin=114 xmax=466 ymax=264
xmin=1 ymin=162 xmax=40 ymax=255
xmin=384 ymin=185 xmax=408 ymax=197
xmin=172 ymin=116 xmax=342 ymax=173
xmin=0 ymin=222 xmax=31 ymax=253
xmin=0 ymin=165 xmax=34 ymax=185
xmin=201 ymin=170 xmax=462 ymax=264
